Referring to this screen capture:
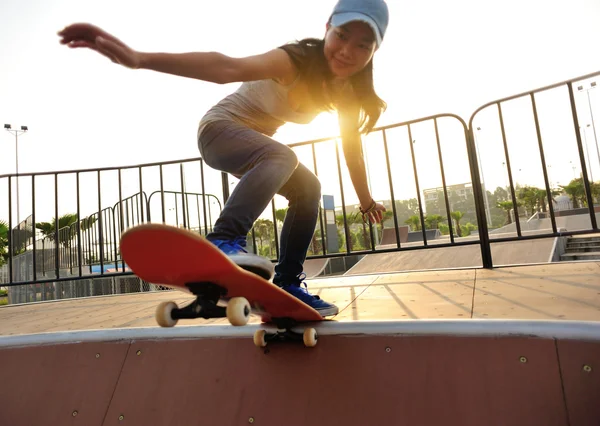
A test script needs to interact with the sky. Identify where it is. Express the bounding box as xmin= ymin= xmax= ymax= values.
xmin=1 ymin=0 xmax=600 ymax=227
